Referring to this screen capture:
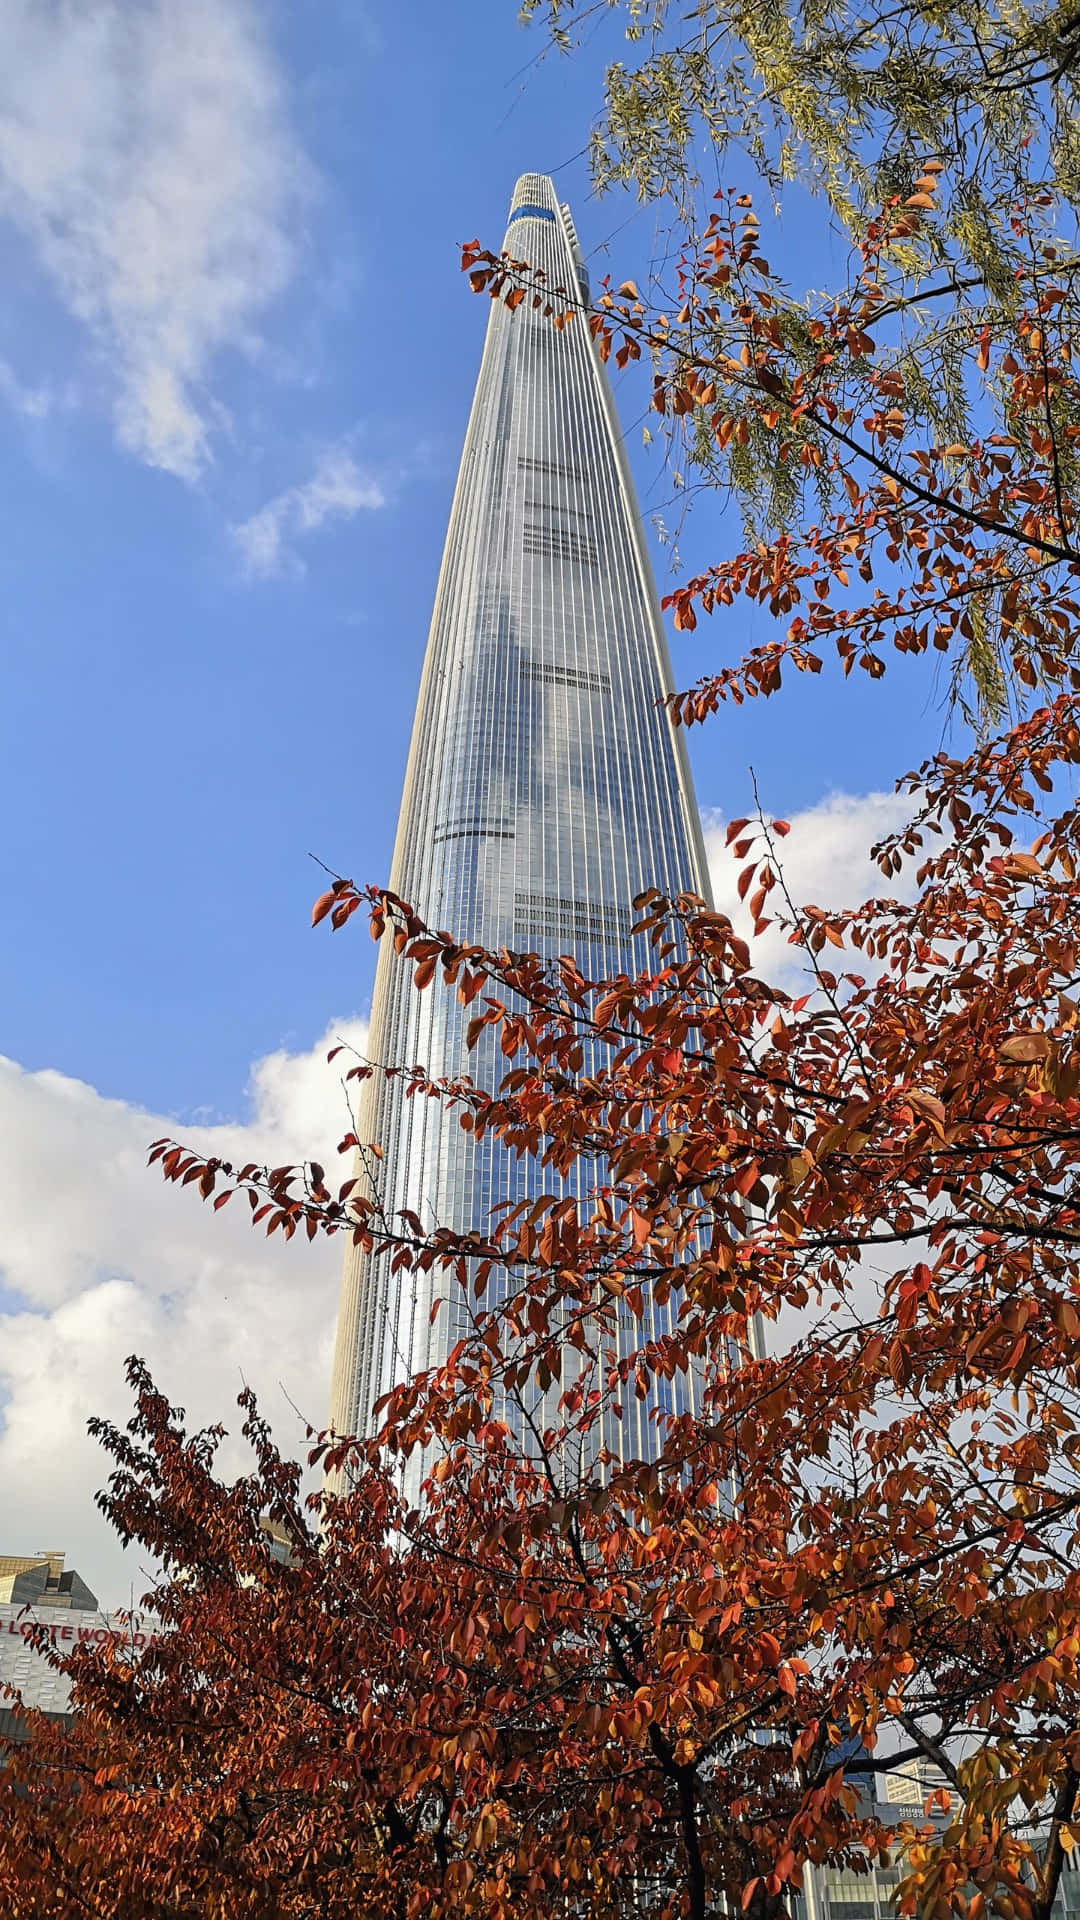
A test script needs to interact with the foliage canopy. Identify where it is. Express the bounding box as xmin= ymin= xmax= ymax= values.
xmin=521 ymin=0 xmax=1080 ymax=727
